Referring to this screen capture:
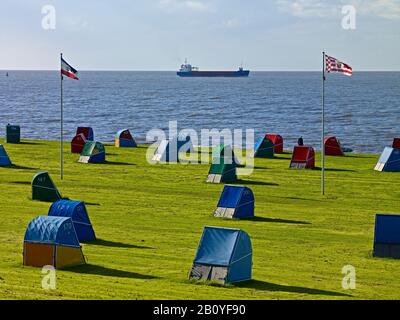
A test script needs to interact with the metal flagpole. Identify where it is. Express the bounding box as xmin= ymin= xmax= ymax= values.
xmin=322 ymin=51 xmax=326 ymax=195
xmin=60 ymin=53 xmax=64 ymax=180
